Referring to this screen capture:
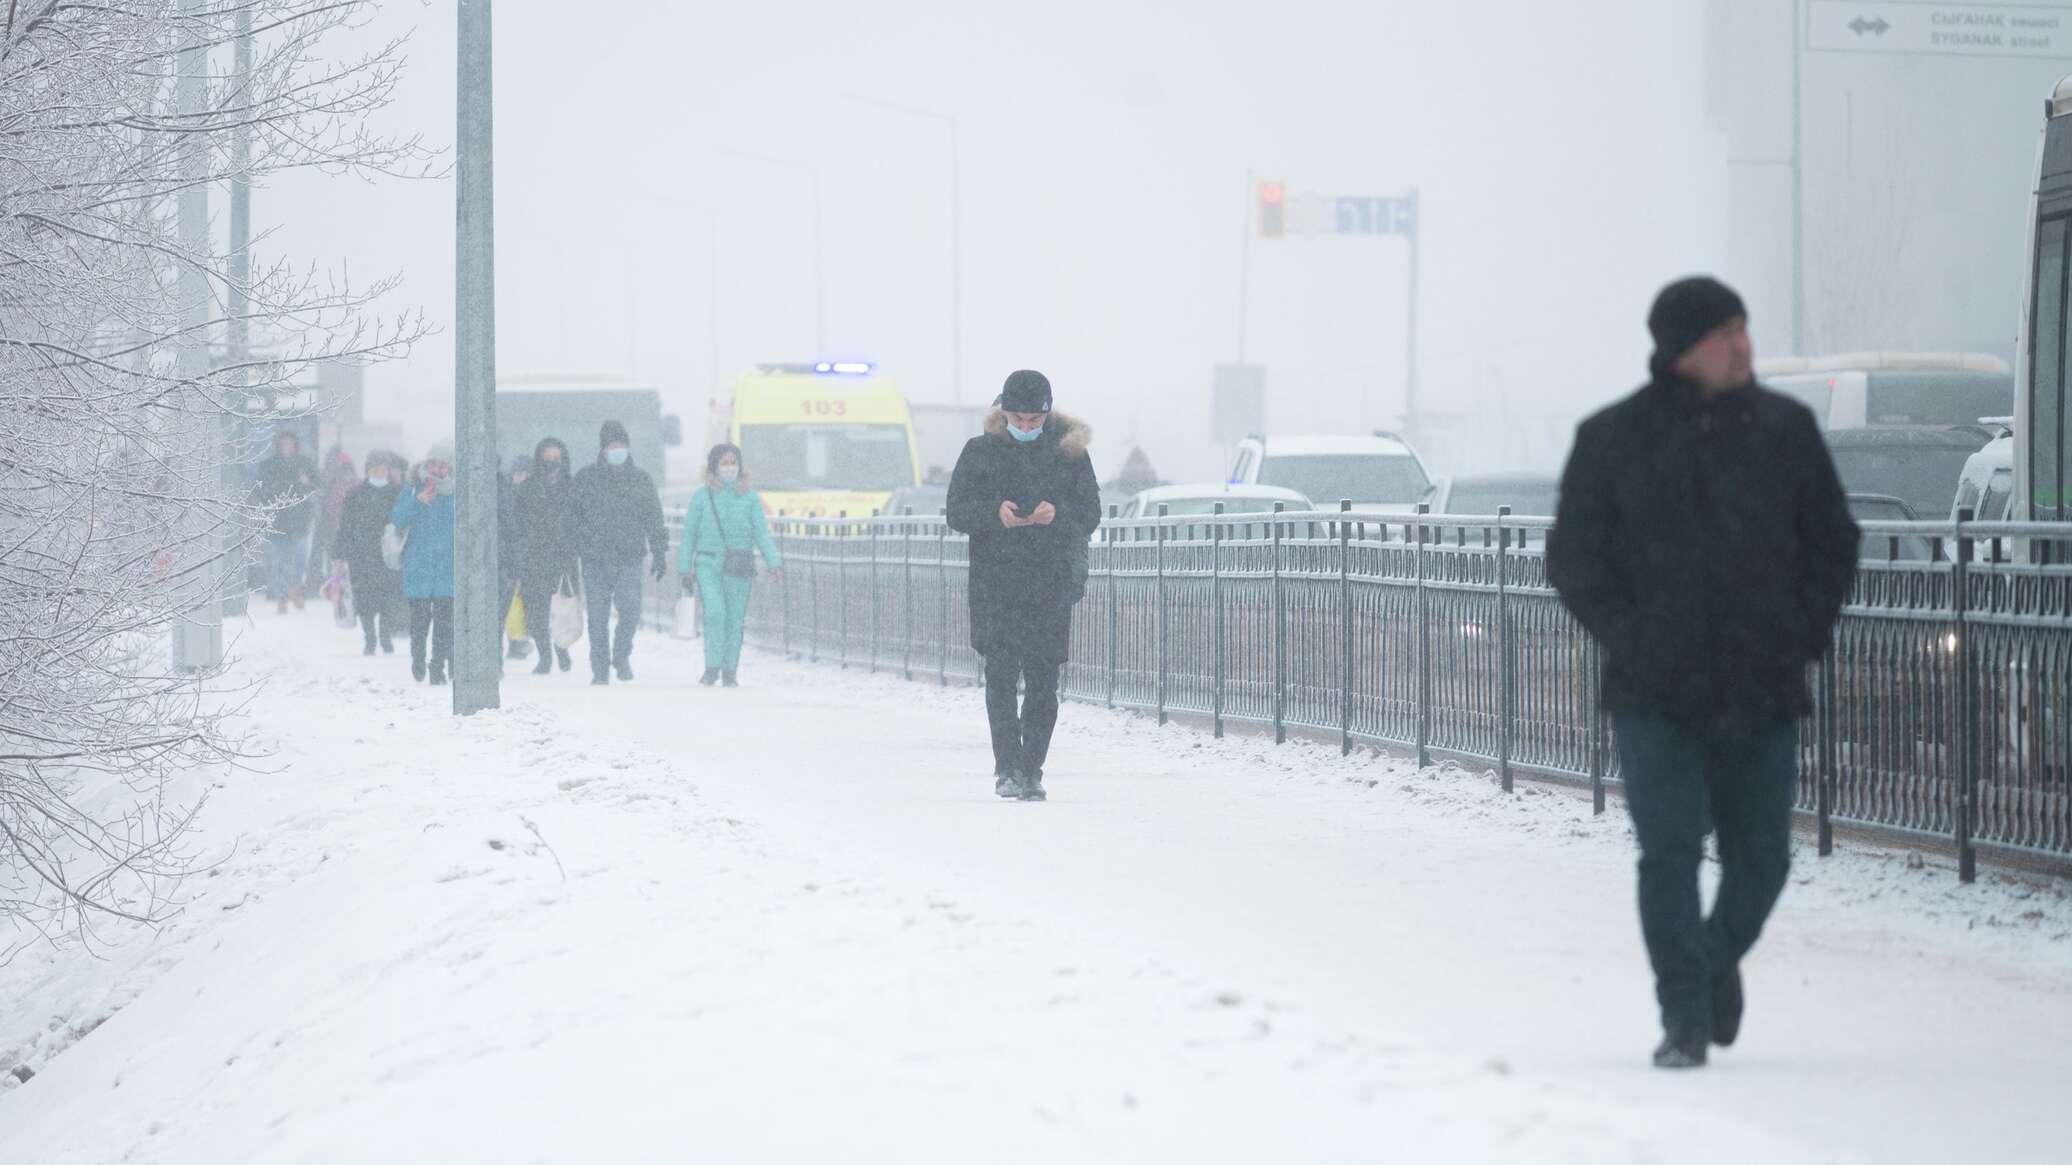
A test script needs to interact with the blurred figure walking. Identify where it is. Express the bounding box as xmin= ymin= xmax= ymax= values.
xmin=572 ymin=421 xmax=667 ymax=685
xmin=1548 ymin=277 xmax=1858 ymax=1069
xmin=331 ymin=451 xmax=404 ymax=654
xmin=514 ymin=437 xmax=580 ymax=674
xmin=391 ymin=441 xmax=459 ymax=685
xmin=945 ymin=370 xmax=1101 ymax=802
xmin=254 ymin=429 xmax=318 ymax=612
xmin=676 ymin=443 xmax=783 ymax=687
